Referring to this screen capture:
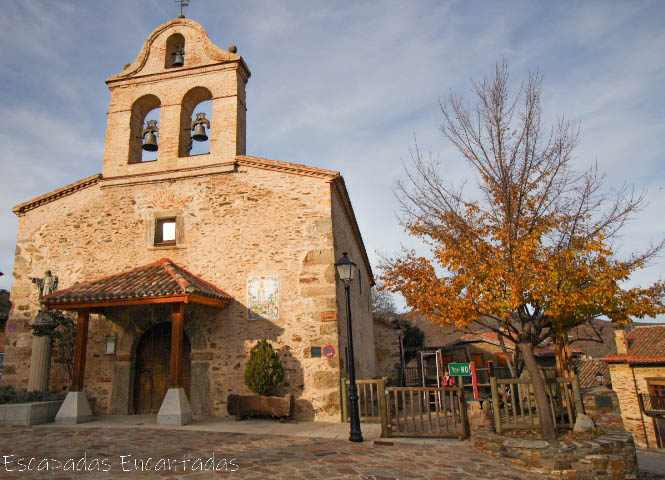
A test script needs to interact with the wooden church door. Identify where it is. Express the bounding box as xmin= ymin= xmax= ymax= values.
xmin=134 ymin=322 xmax=191 ymax=414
